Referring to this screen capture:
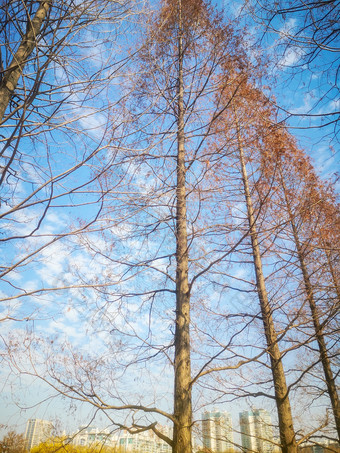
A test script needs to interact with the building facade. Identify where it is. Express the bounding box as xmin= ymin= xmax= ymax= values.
xmin=71 ymin=425 xmax=172 ymax=453
xmin=72 ymin=426 xmax=116 ymax=448
xmin=239 ymin=409 xmax=274 ymax=453
xmin=24 ymin=419 xmax=54 ymax=450
xmin=117 ymin=426 xmax=172 ymax=453
xmin=202 ymin=410 xmax=234 ymax=452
